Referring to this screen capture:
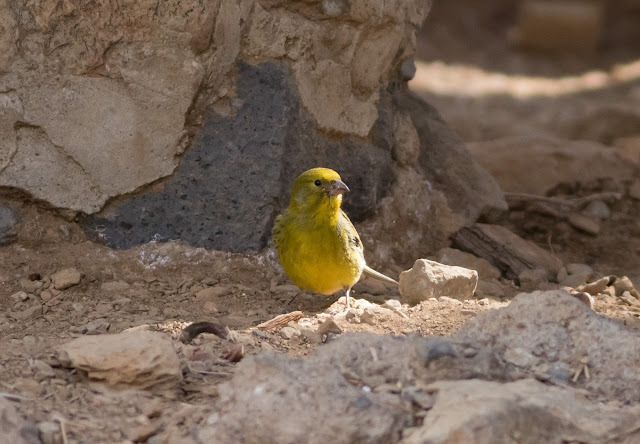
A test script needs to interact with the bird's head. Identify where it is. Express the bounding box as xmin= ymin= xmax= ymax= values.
xmin=288 ymin=167 xmax=349 ymax=214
